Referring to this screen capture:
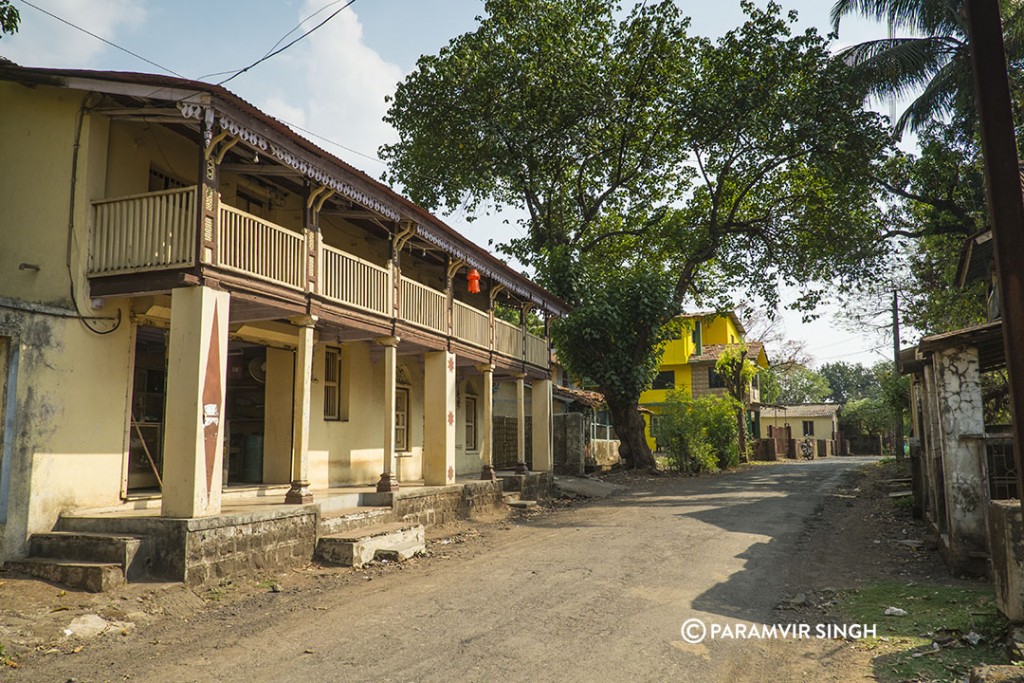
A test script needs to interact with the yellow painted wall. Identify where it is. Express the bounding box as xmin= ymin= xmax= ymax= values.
xmin=758 ymin=414 xmax=838 ymax=440
xmin=0 ymin=84 xmax=143 ymax=559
